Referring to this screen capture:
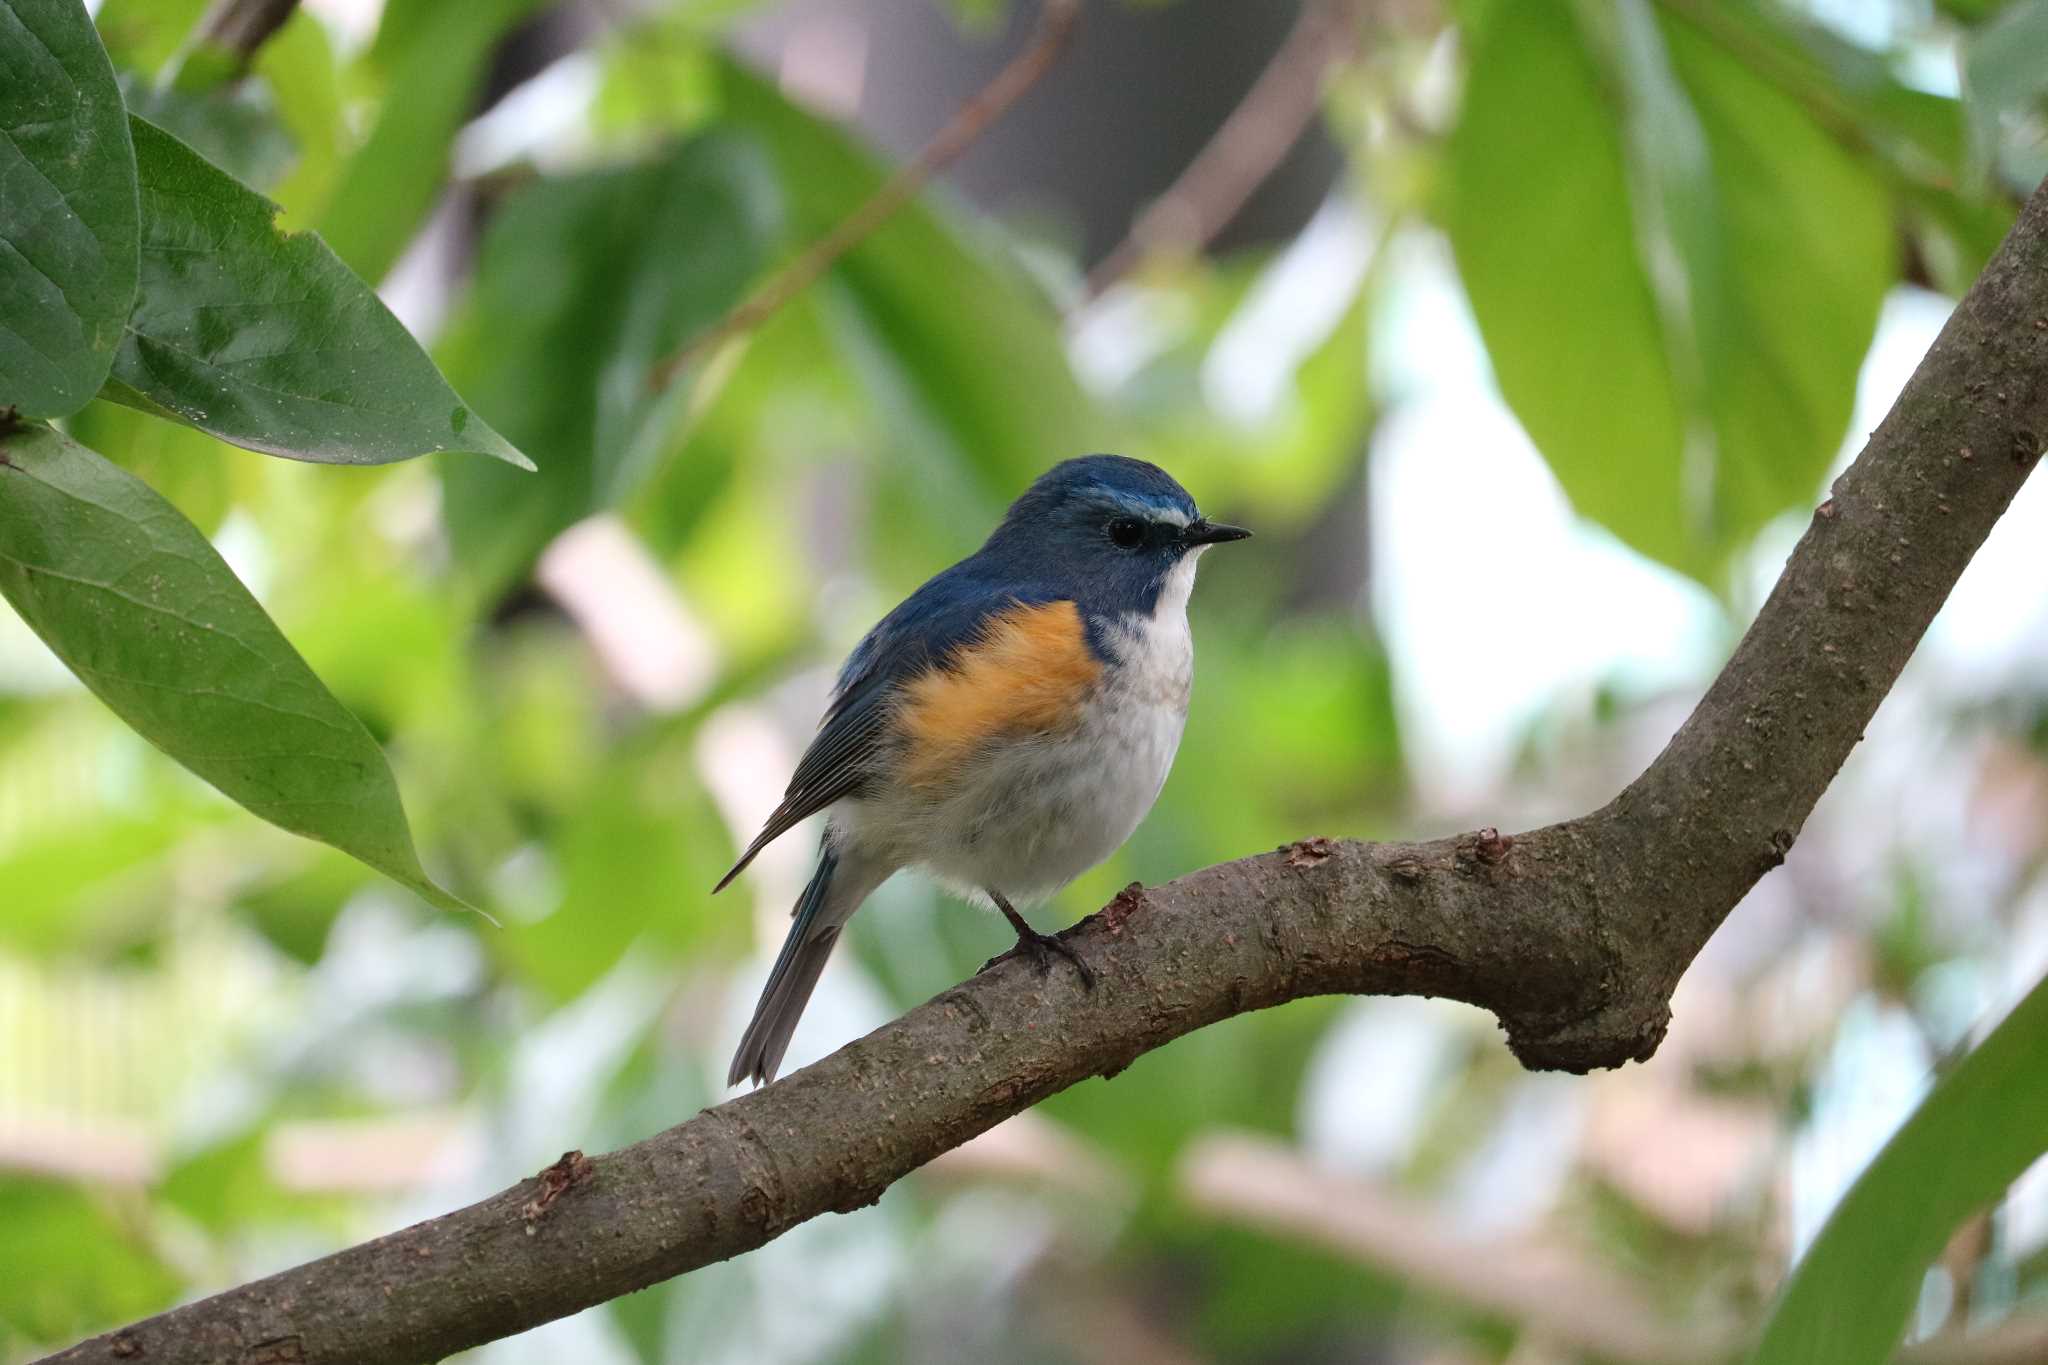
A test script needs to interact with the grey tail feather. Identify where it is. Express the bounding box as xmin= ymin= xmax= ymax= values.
xmin=728 ymin=849 xmax=842 ymax=1088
